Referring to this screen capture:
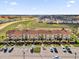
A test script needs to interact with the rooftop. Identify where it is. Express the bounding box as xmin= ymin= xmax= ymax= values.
xmin=7 ymin=29 xmax=71 ymax=36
